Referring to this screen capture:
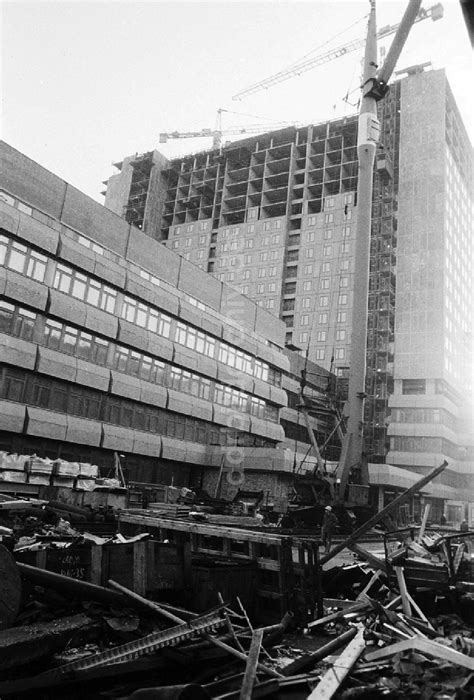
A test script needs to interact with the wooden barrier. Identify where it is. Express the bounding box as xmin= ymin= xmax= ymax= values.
xmin=118 ymin=512 xmax=321 ymax=623
xmin=15 ymin=540 xmax=189 ymax=597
